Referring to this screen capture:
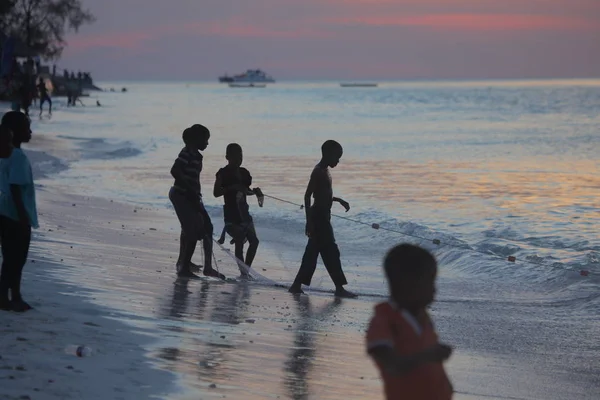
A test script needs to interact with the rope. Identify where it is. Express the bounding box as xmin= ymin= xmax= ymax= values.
xmin=261 ymin=194 xmax=593 ymax=277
